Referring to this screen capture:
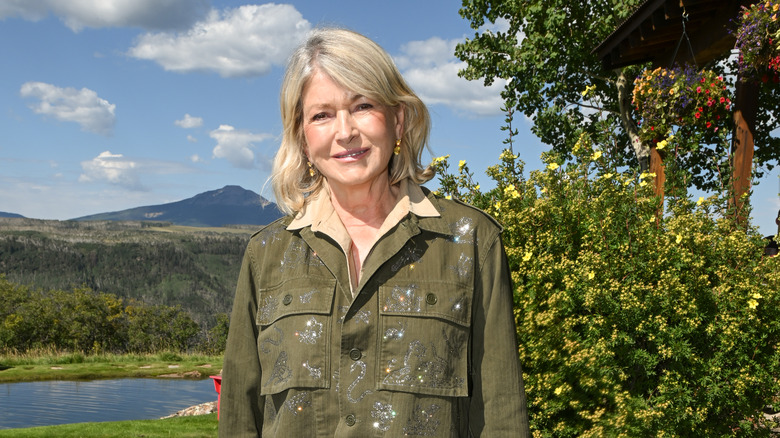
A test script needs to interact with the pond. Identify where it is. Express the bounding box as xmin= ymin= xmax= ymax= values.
xmin=0 ymin=378 xmax=217 ymax=430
